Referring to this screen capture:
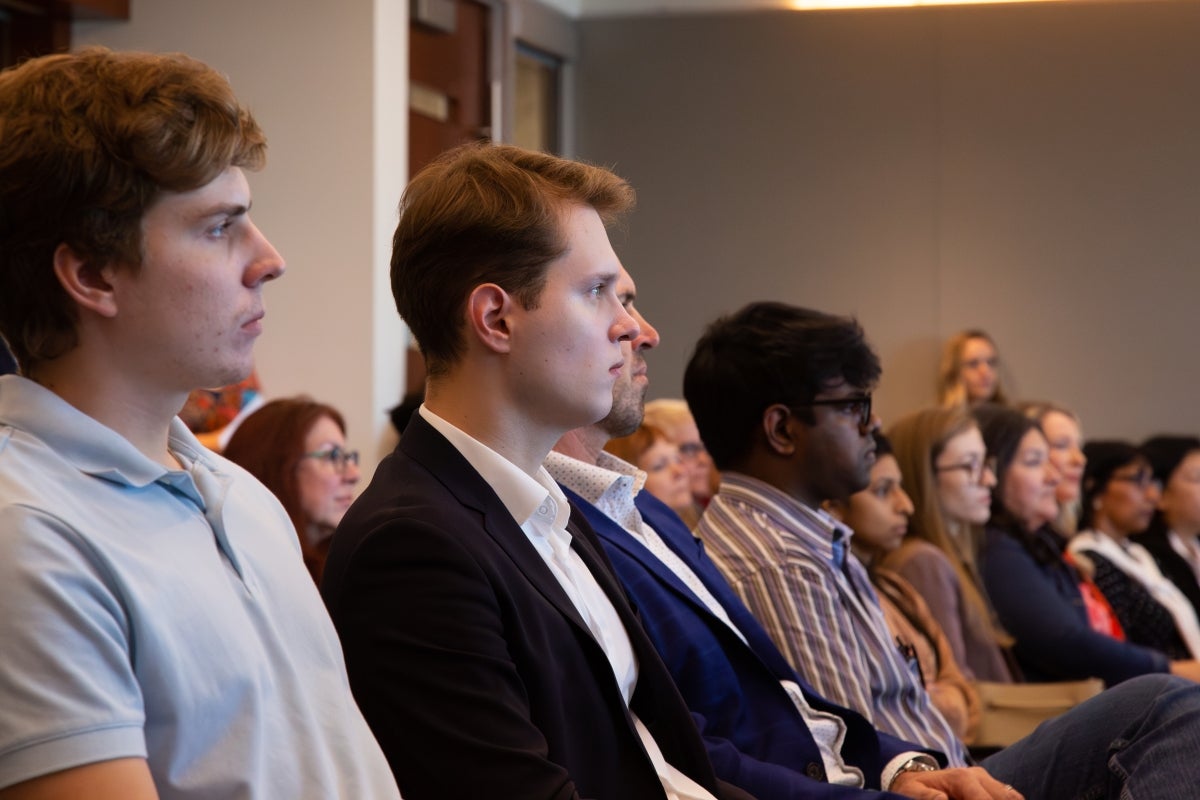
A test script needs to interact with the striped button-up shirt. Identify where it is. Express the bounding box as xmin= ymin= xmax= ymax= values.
xmin=697 ymin=472 xmax=969 ymax=766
